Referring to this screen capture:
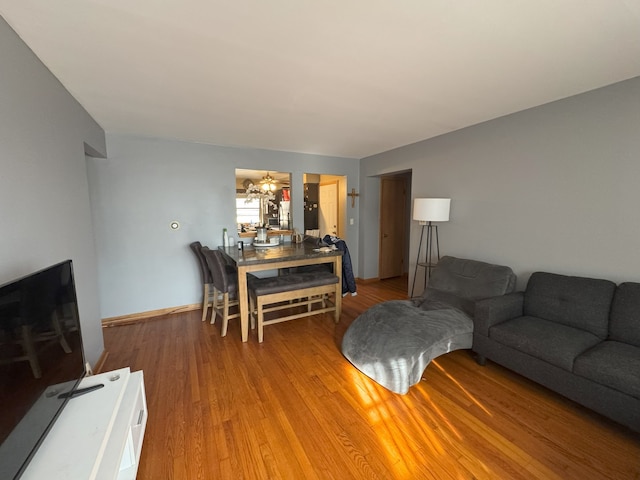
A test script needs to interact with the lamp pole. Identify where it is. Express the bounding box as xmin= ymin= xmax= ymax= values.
xmin=411 ymin=223 xmax=426 ymax=298
xmin=411 ymin=221 xmax=441 ymax=298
